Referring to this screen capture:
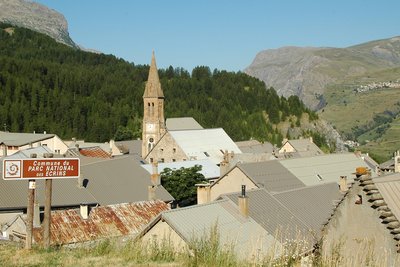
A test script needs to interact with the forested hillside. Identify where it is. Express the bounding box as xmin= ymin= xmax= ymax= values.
xmin=0 ymin=23 xmax=317 ymax=145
